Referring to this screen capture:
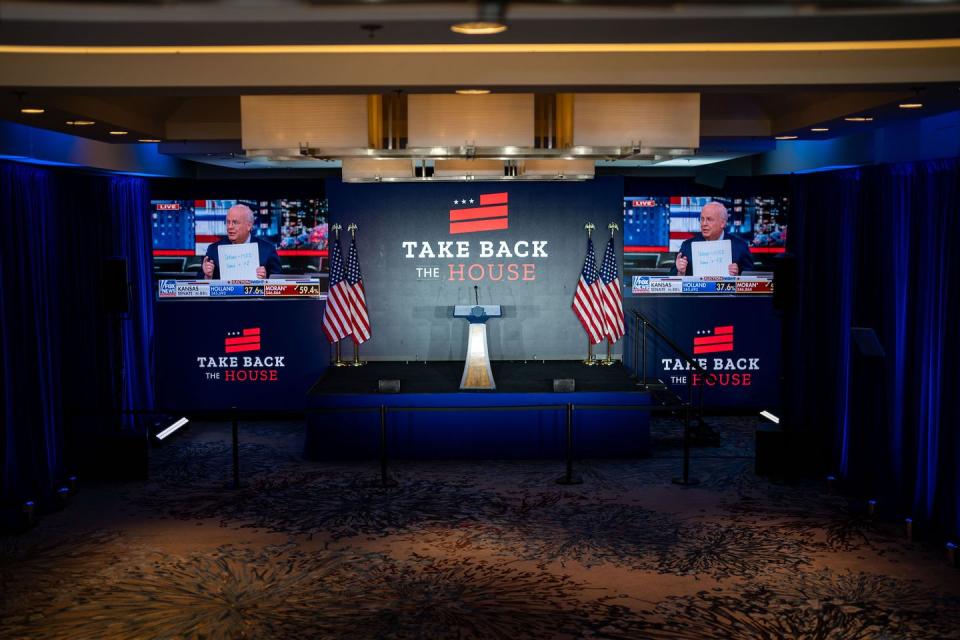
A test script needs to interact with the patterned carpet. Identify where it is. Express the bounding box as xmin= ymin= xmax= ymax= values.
xmin=2 ymin=418 xmax=959 ymax=639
